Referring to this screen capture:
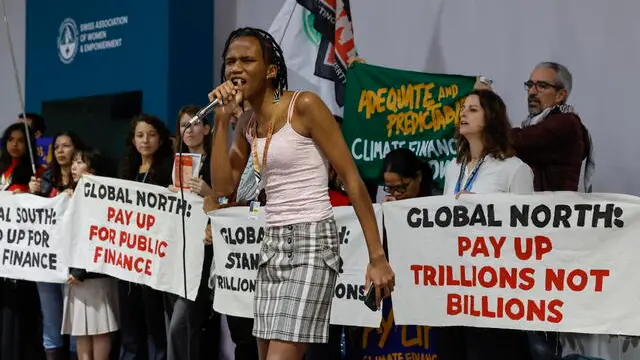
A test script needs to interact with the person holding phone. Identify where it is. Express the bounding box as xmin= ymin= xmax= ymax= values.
xmin=208 ymin=27 xmax=394 ymax=360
